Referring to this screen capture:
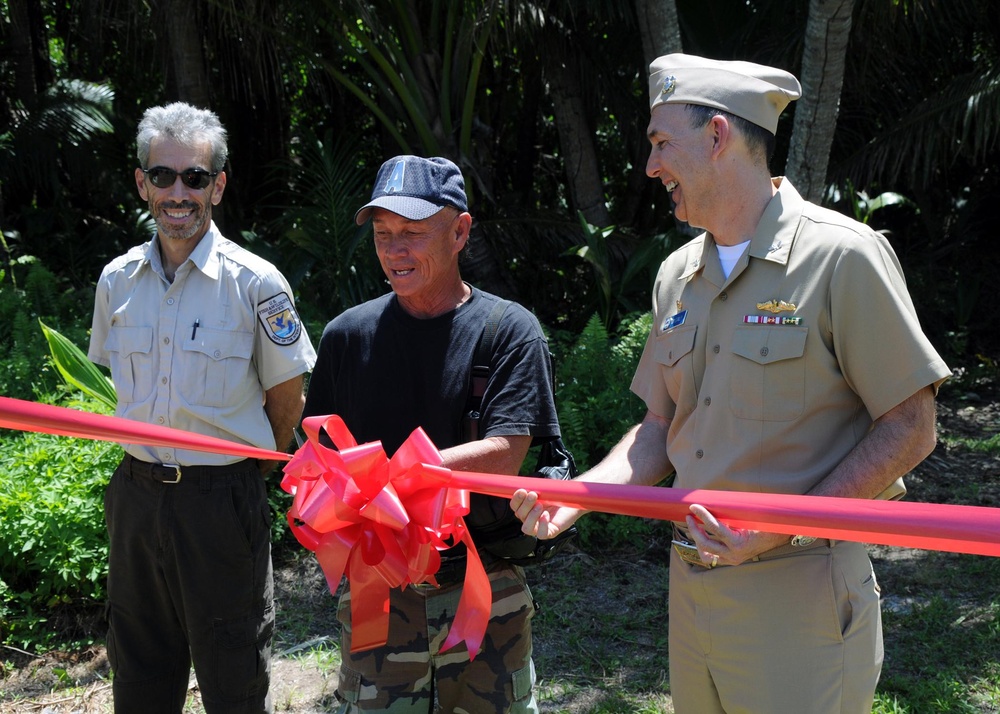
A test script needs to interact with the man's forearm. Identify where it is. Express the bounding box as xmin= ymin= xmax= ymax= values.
xmin=809 ymin=386 xmax=938 ymax=500
xmin=441 ymin=434 xmax=533 ymax=476
xmin=582 ymin=410 xmax=674 ymax=488
xmin=264 ymin=375 xmax=306 ymax=453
